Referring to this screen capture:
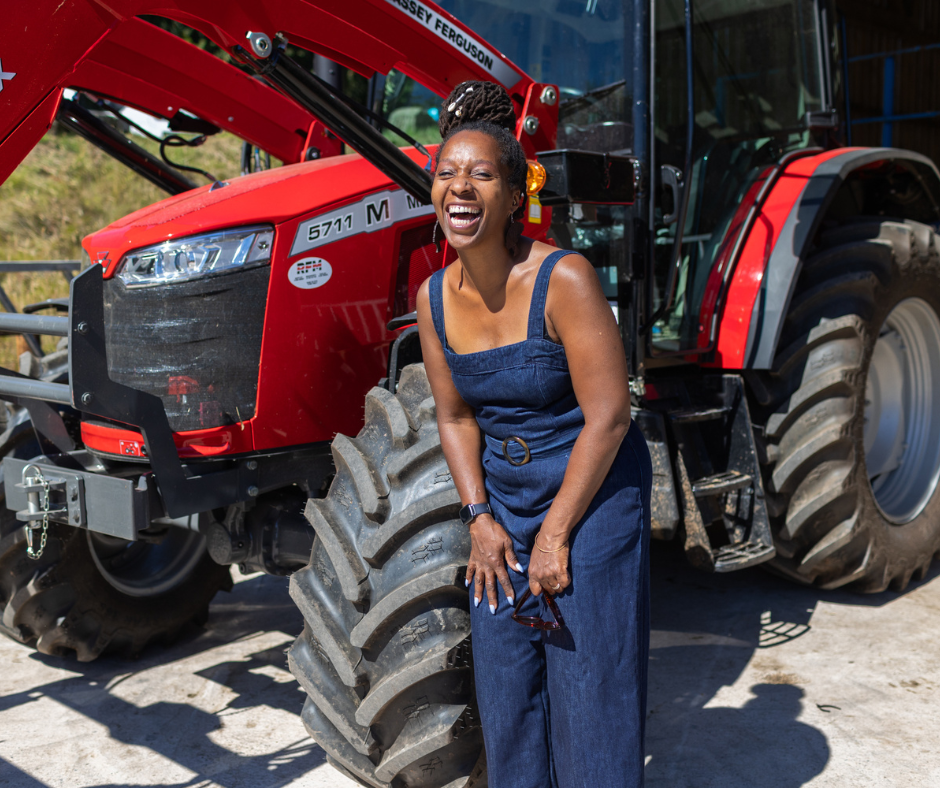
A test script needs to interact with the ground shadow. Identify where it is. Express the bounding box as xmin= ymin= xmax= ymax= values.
xmin=644 ymin=540 xmax=940 ymax=787
xmin=4 ymin=572 xmax=324 ymax=788
xmin=5 ymin=544 xmax=939 ymax=787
